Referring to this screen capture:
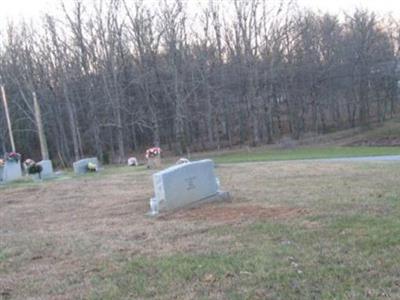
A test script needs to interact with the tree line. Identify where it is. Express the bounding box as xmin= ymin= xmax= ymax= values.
xmin=0 ymin=0 xmax=399 ymax=165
